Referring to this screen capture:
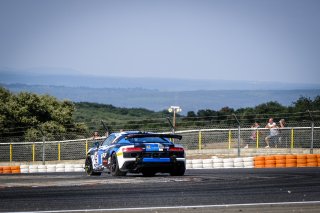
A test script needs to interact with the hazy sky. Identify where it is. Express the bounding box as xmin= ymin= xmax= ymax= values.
xmin=1 ymin=0 xmax=320 ymax=84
